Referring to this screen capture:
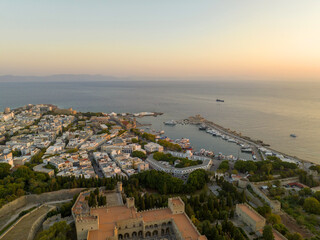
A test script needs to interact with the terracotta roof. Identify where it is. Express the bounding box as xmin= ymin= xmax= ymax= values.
xmin=88 ymin=206 xmax=138 ymax=239
xmin=258 ymin=229 xmax=287 ymax=240
xmin=172 ymin=213 xmax=200 ymax=240
xmin=87 ymin=206 xmax=203 ymax=240
xmin=139 ymin=209 xmax=172 ymax=222
xmin=238 ymin=204 xmax=264 ymax=222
